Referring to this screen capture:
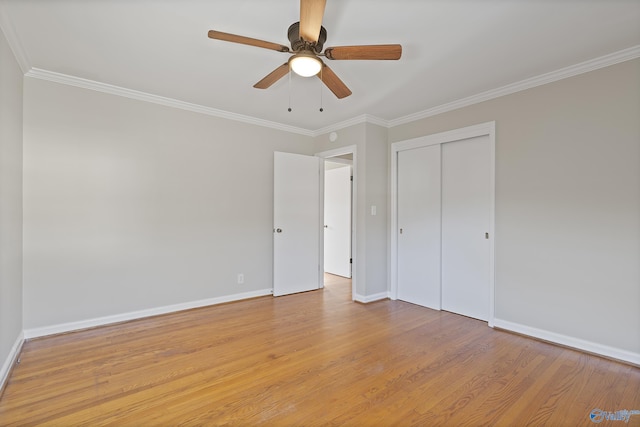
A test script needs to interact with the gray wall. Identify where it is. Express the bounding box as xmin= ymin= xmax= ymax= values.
xmin=22 ymin=78 xmax=315 ymax=329
xmin=389 ymin=59 xmax=640 ymax=355
xmin=363 ymin=123 xmax=389 ymax=297
xmin=0 ymin=27 xmax=23 ymax=374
